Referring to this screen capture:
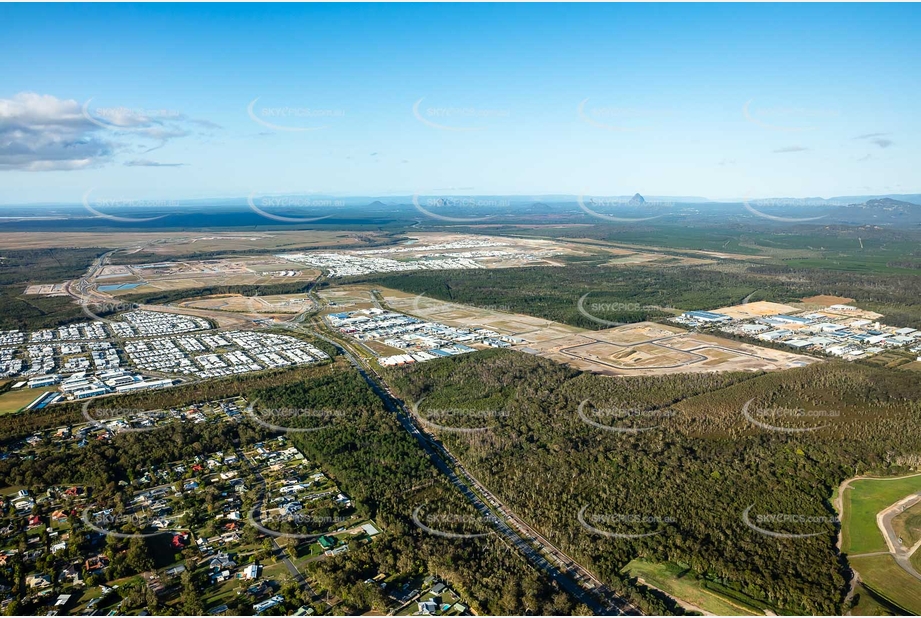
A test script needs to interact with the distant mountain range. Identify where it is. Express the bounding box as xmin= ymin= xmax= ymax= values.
xmin=7 ymin=193 xmax=921 ymax=210
xmin=743 ymin=194 xmax=921 ymax=207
